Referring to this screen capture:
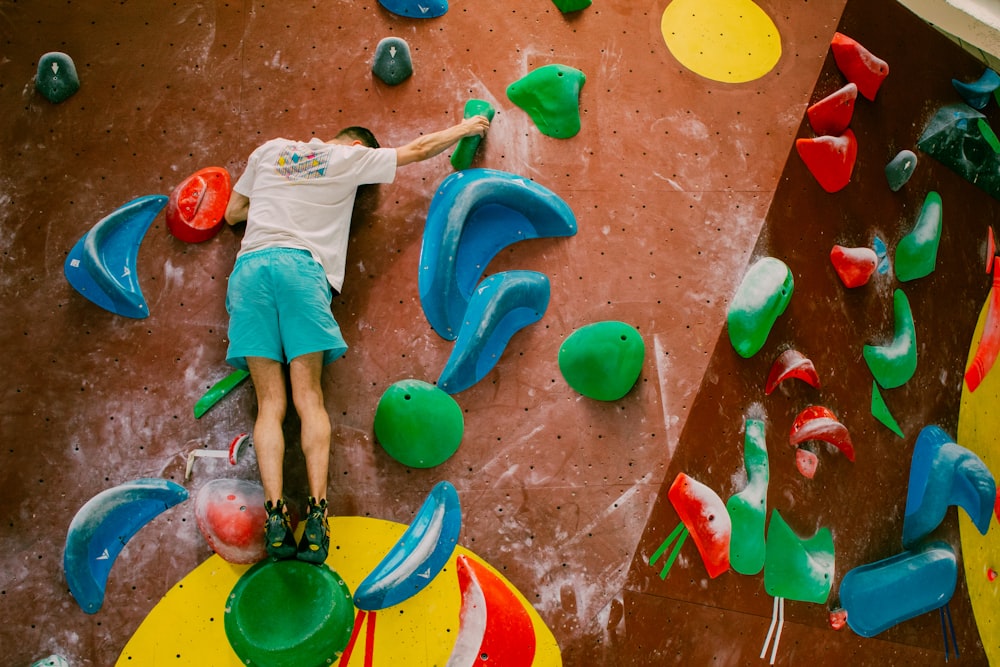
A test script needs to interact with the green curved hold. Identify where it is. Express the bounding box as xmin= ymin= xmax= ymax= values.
xmin=451 ymin=99 xmax=496 ymax=171
xmin=763 ymin=509 xmax=835 ymax=604
xmin=727 ymin=257 xmax=794 ymax=358
xmin=506 ymin=64 xmax=586 ymax=139
xmin=558 ymin=321 xmax=645 ymax=401
xmin=194 ymin=369 xmax=250 ymax=419
xmin=864 ymin=288 xmax=917 ymax=389
xmin=895 ymin=191 xmax=943 ymax=282
xmin=726 ymin=419 xmax=769 ymax=576
xmin=374 ymin=379 xmax=464 ymax=468
xmin=871 ymin=381 xmax=904 ymax=438
xmin=225 ymin=560 xmax=354 ymax=667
